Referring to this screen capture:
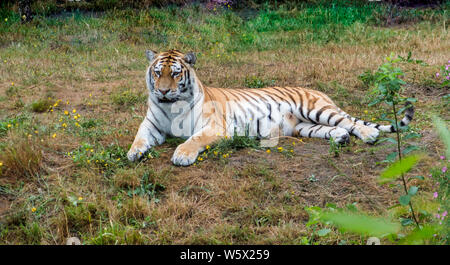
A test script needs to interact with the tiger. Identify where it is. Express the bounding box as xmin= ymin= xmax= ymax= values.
xmin=127 ymin=49 xmax=414 ymax=166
